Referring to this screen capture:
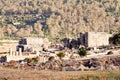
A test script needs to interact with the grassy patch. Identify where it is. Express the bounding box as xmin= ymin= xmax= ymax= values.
xmin=0 ymin=78 xmax=7 ymax=80
xmin=0 ymin=42 xmax=3 ymax=45
xmin=60 ymin=71 xmax=120 ymax=80
xmin=0 ymin=52 xmax=8 ymax=54
xmin=0 ymin=68 xmax=120 ymax=80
